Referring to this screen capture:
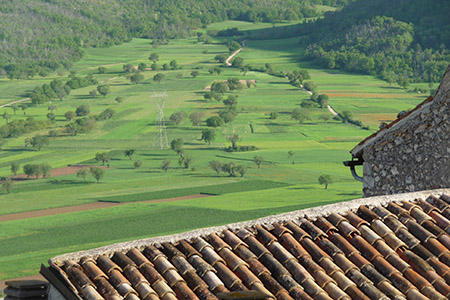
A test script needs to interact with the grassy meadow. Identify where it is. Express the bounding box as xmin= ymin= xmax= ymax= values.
xmin=0 ymin=21 xmax=429 ymax=280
